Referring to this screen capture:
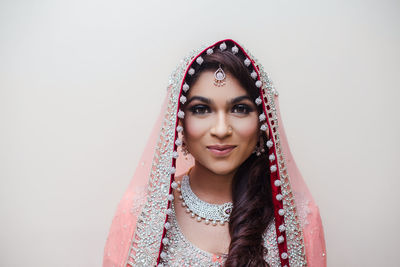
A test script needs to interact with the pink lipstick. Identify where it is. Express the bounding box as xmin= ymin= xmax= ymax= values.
xmin=206 ymin=145 xmax=236 ymax=157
